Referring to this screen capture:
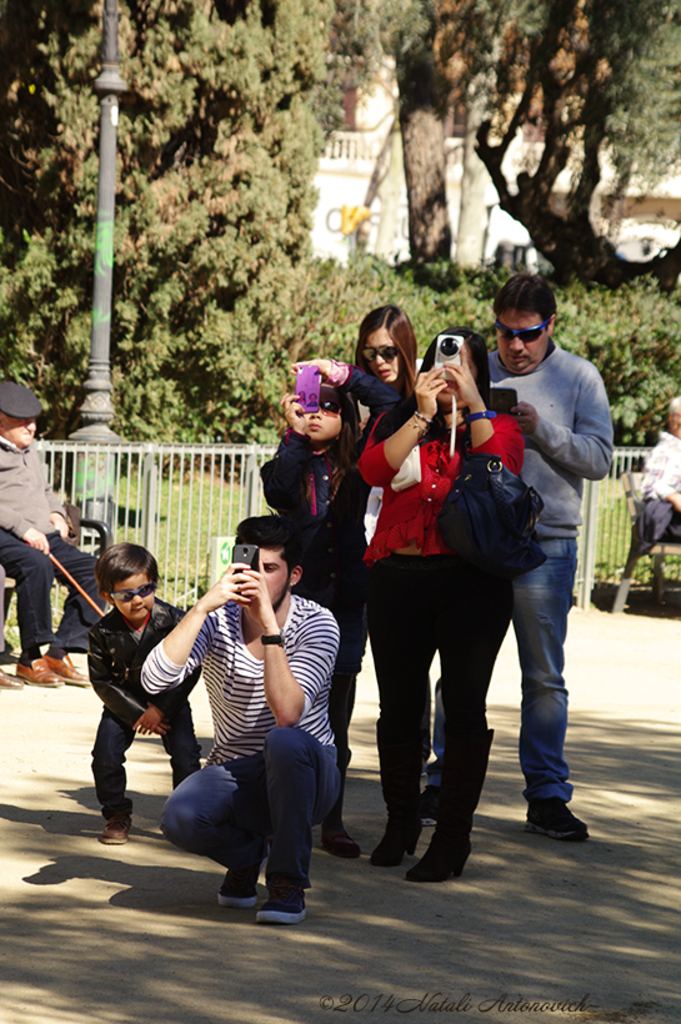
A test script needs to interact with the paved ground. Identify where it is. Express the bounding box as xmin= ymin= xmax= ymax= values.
xmin=1 ymin=599 xmax=680 ymax=1024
